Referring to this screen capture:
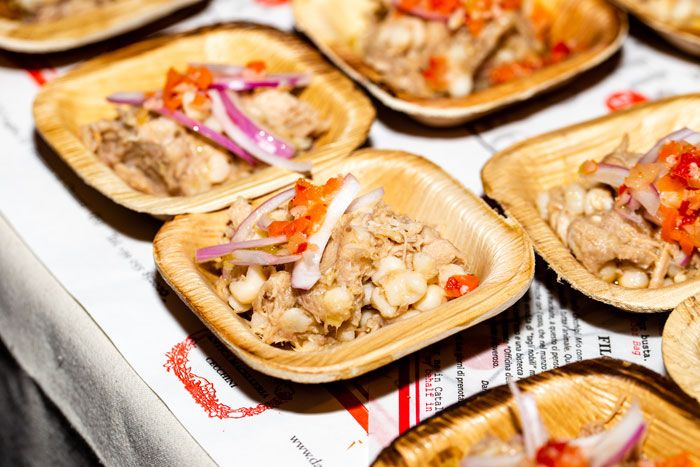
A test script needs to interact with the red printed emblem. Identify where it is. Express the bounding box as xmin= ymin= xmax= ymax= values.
xmin=255 ymin=0 xmax=289 ymax=6
xmin=606 ymin=90 xmax=649 ymax=112
xmin=164 ymin=331 xmax=294 ymax=419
